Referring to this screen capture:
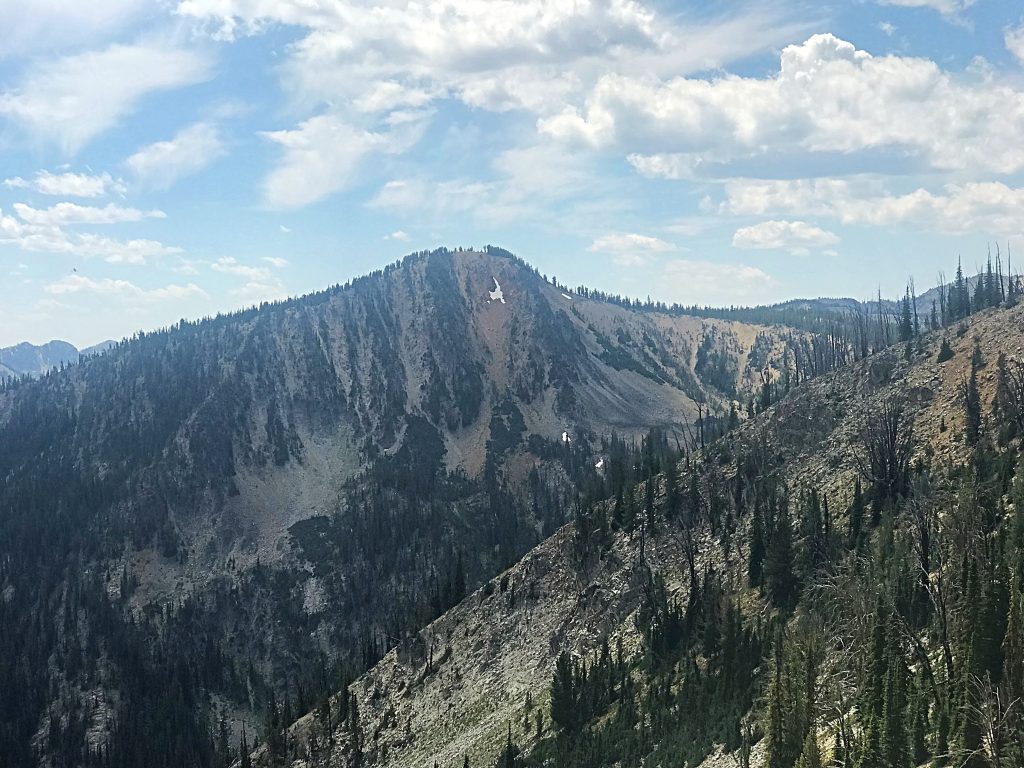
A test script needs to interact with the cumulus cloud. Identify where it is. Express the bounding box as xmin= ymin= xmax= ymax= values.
xmin=385 ymin=230 xmax=410 ymax=241
xmin=3 ymin=170 xmax=125 ymax=197
xmin=590 ymin=233 xmax=671 ymax=251
xmin=176 ymin=0 xmax=802 ymax=102
xmin=176 ymin=0 xmax=809 ymax=207
xmin=542 ymin=33 xmax=1024 ymax=175
xmin=126 ymin=122 xmax=225 ymax=189
xmin=627 ymin=154 xmax=701 ymax=180
xmin=722 ymin=178 xmax=1024 ymax=236
xmin=732 ymin=220 xmax=840 ymax=252
xmin=0 ymin=42 xmax=212 ymax=154
xmin=262 ymin=256 xmax=289 ymax=268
